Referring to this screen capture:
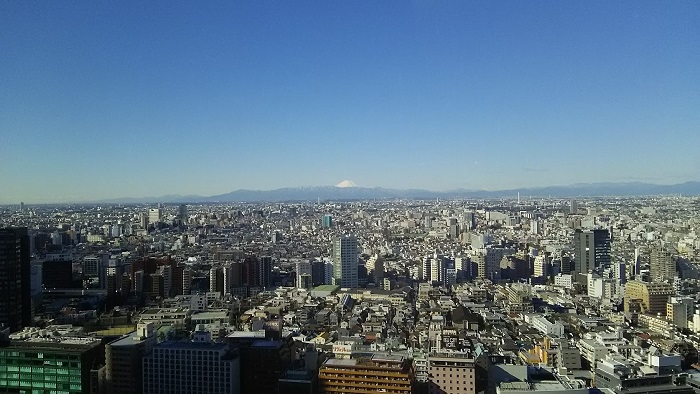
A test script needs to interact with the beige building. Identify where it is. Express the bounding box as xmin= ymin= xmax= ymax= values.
xmin=319 ymin=354 xmax=413 ymax=394
xmin=624 ymin=281 xmax=674 ymax=315
xmin=428 ymin=351 xmax=476 ymax=394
